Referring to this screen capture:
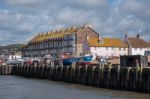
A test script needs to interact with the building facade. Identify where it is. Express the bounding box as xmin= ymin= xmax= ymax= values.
xmin=125 ymin=34 xmax=150 ymax=55
xmin=22 ymin=25 xmax=150 ymax=59
xmin=0 ymin=44 xmax=23 ymax=61
xmin=86 ymin=38 xmax=128 ymax=58
xmin=22 ymin=24 xmax=99 ymax=58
